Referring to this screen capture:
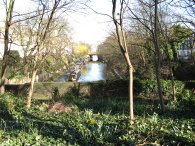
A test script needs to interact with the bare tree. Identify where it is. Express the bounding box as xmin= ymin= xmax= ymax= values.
xmin=26 ymin=0 xmax=79 ymax=107
xmin=112 ymin=0 xmax=134 ymax=119
xmin=154 ymin=0 xmax=165 ymax=112
xmin=169 ymin=0 xmax=195 ymax=28
xmin=0 ymin=0 xmax=15 ymax=94
xmin=124 ymin=0 xmax=165 ymax=112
